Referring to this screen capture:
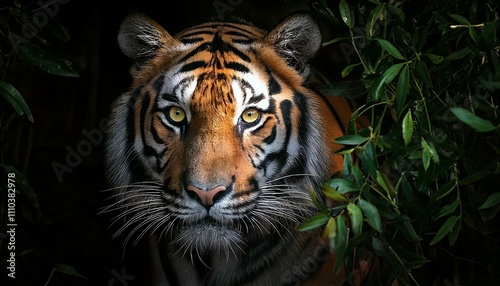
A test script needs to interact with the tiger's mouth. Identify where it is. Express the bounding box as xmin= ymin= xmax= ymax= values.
xmin=174 ymin=218 xmax=246 ymax=257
